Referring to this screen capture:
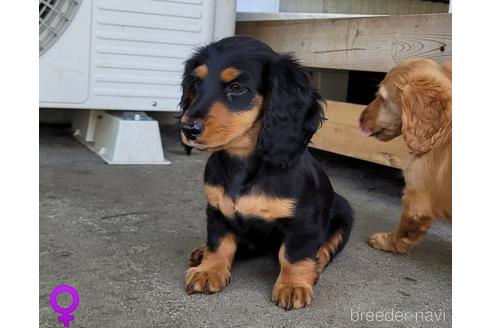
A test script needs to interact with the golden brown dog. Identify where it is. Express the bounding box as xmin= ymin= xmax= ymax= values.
xmin=359 ymin=58 xmax=451 ymax=254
